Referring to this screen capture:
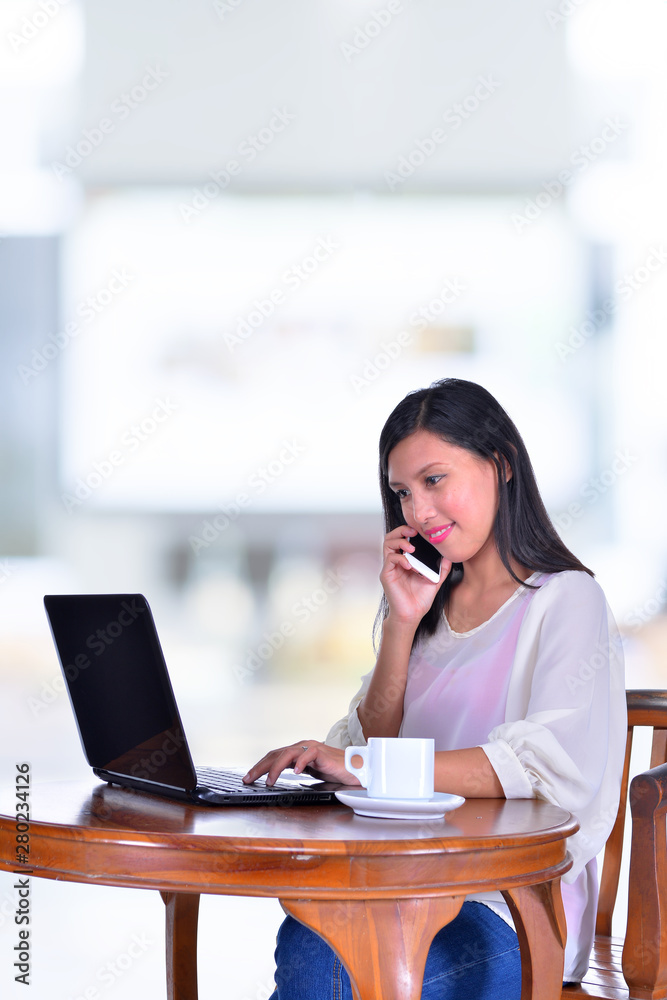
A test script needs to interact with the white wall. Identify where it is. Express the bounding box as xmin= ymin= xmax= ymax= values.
xmin=77 ymin=0 xmax=578 ymax=188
